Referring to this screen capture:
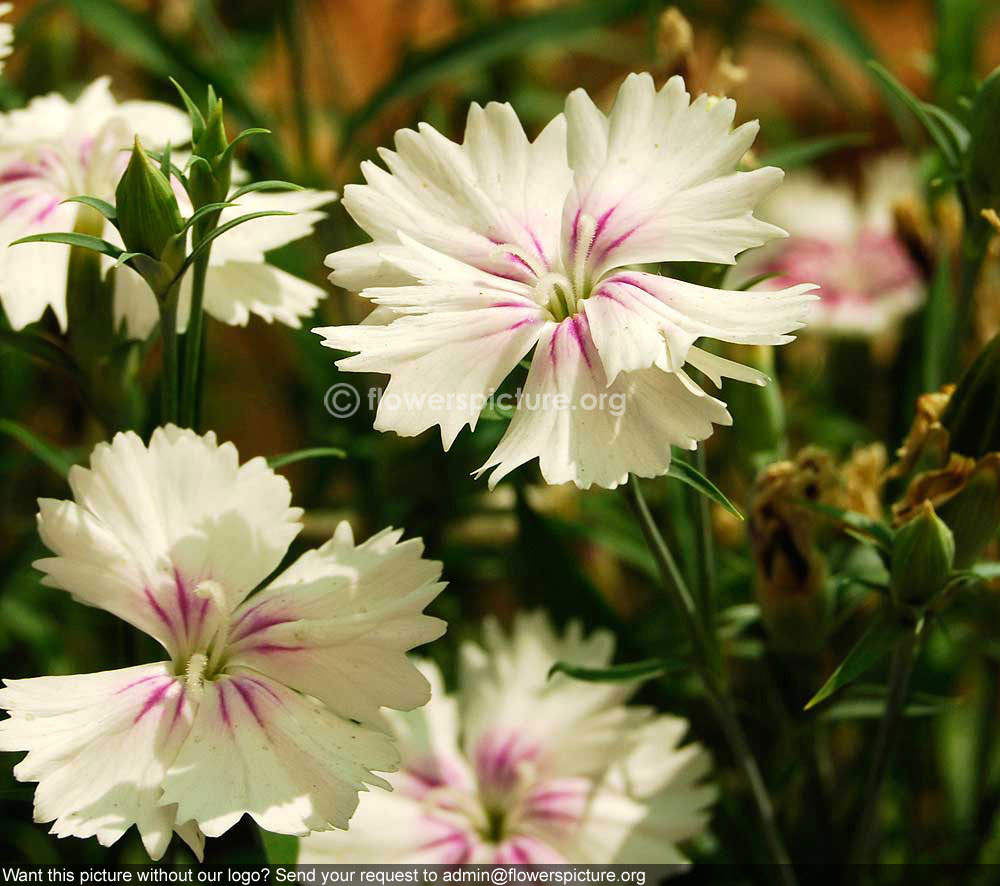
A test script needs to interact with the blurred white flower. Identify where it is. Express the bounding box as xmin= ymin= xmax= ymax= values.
xmin=0 ymin=77 xmax=335 ymax=334
xmin=112 ymin=182 xmax=337 ymax=339
xmin=734 ymin=155 xmax=924 ymax=336
xmin=0 ymin=77 xmax=189 ymax=329
xmin=0 ymin=3 xmax=13 ymax=74
xmin=299 ymin=612 xmax=715 ymax=865
xmin=0 ymin=426 xmax=446 ymax=860
xmin=316 ymin=72 xmax=815 ymax=490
